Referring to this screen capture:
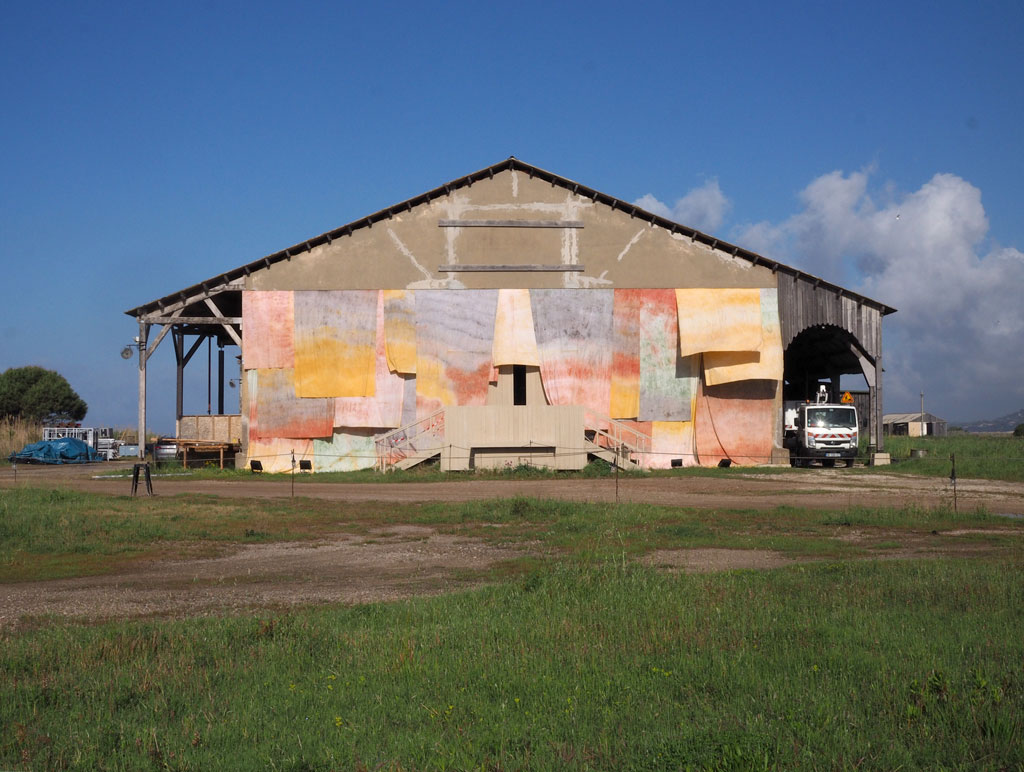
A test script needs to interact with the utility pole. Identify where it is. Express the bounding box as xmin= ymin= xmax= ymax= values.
xmin=920 ymin=391 xmax=925 ymax=437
